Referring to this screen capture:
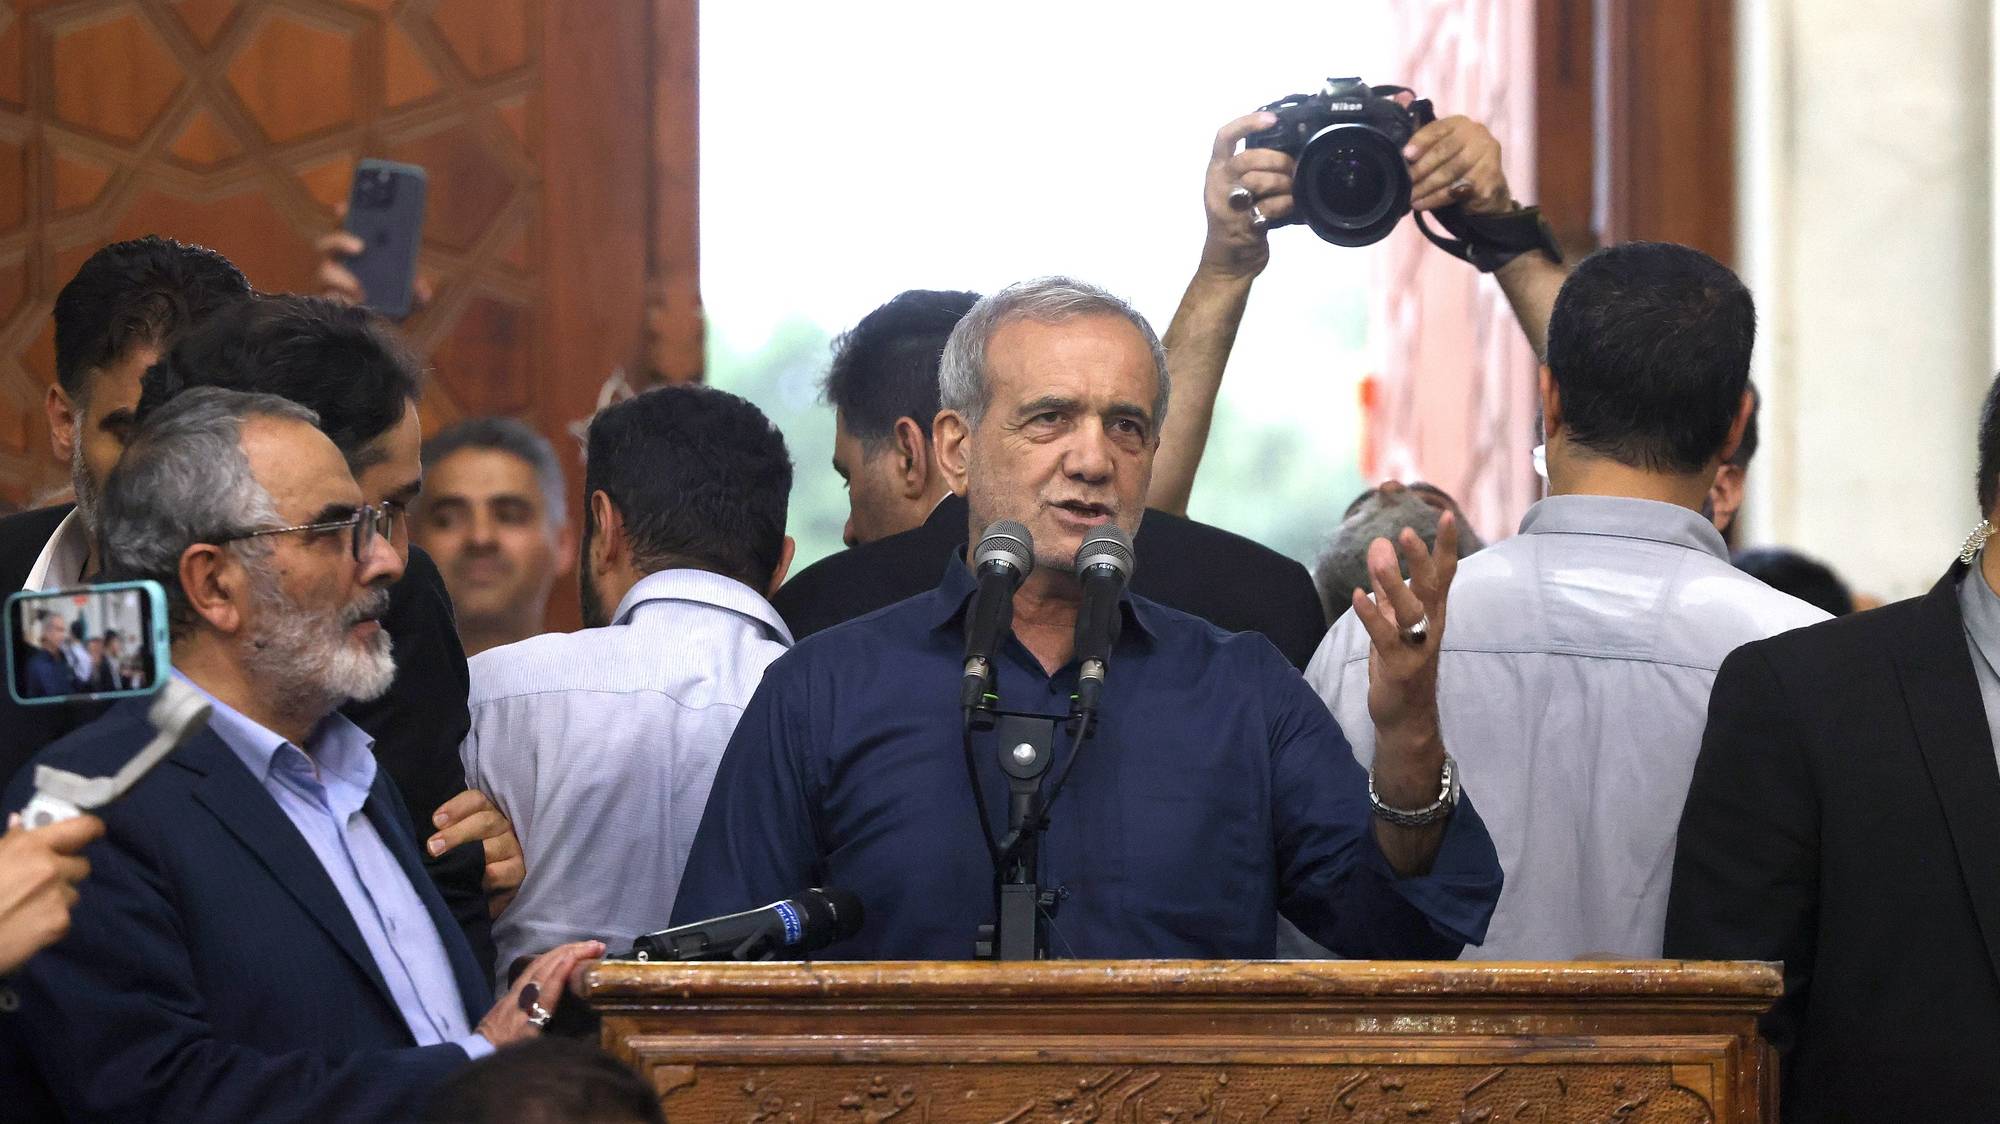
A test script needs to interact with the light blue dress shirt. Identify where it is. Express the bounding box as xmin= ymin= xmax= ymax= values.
xmin=1302 ymin=495 xmax=1830 ymax=960
xmin=464 ymin=568 xmax=792 ymax=983
xmin=187 ymin=676 xmax=491 ymax=1058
